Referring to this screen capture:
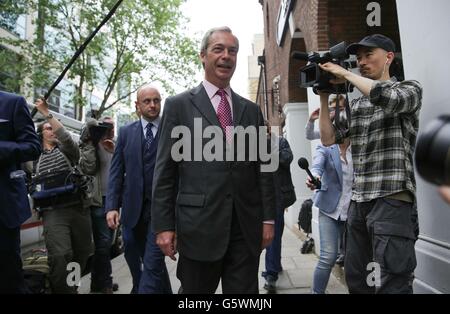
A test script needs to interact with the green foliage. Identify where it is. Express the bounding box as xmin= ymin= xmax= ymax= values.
xmin=1 ymin=0 xmax=200 ymax=117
